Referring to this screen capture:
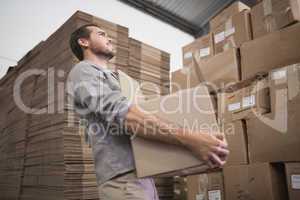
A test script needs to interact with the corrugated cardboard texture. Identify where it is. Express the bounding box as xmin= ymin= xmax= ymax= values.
xmin=170 ymin=67 xmax=201 ymax=93
xmin=222 ymin=120 xmax=249 ymax=166
xmin=210 ymin=1 xmax=250 ymax=31
xmin=187 ymin=172 xmax=224 ymax=200
xmin=251 ymin=0 xmax=300 ymax=39
xmin=247 ymin=64 xmax=300 ymax=163
xmin=285 ymin=162 xmax=300 ymax=200
xmin=224 ymin=163 xmax=288 ymax=200
xmin=241 ymin=23 xmax=300 ymax=80
xmin=194 ymin=48 xmax=240 ymax=91
xmin=132 ymin=86 xmax=219 ymax=177
xmin=182 ymin=33 xmax=214 ymax=68
xmin=213 ymin=10 xmax=252 ymax=54
xmin=218 ymin=78 xmax=271 ymax=123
